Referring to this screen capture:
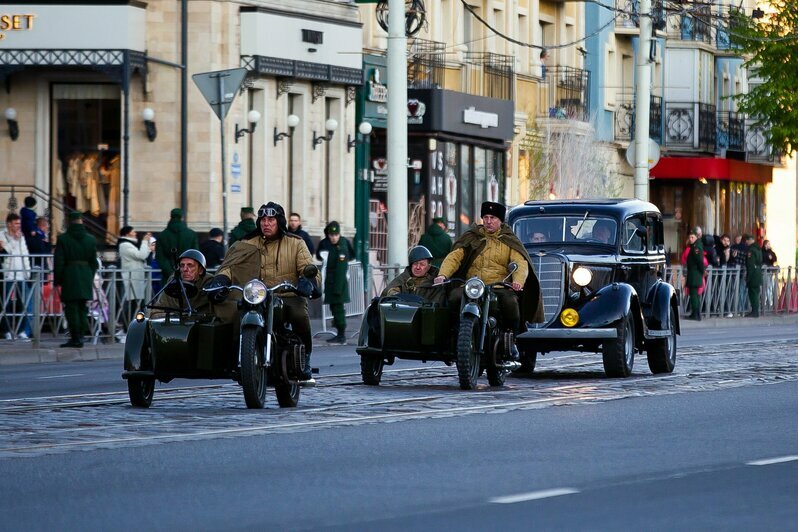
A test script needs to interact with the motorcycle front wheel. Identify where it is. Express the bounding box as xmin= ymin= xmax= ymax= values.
xmin=274 ymin=346 xmax=301 ymax=407
xmin=456 ymin=315 xmax=481 ymax=390
xmin=240 ymin=327 xmax=268 ymax=409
